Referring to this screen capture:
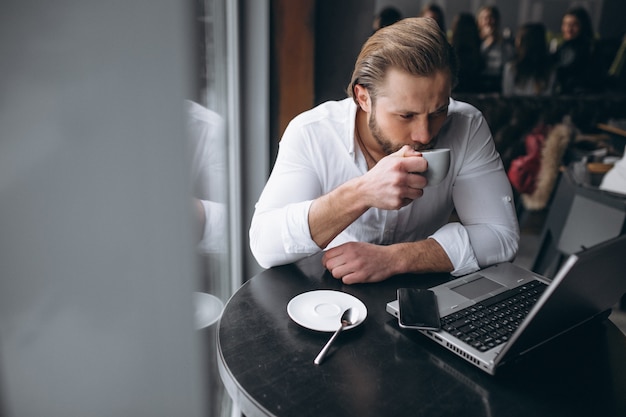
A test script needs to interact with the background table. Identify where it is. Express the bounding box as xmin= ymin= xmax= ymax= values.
xmin=217 ymin=253 xmax=626 ymax=417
